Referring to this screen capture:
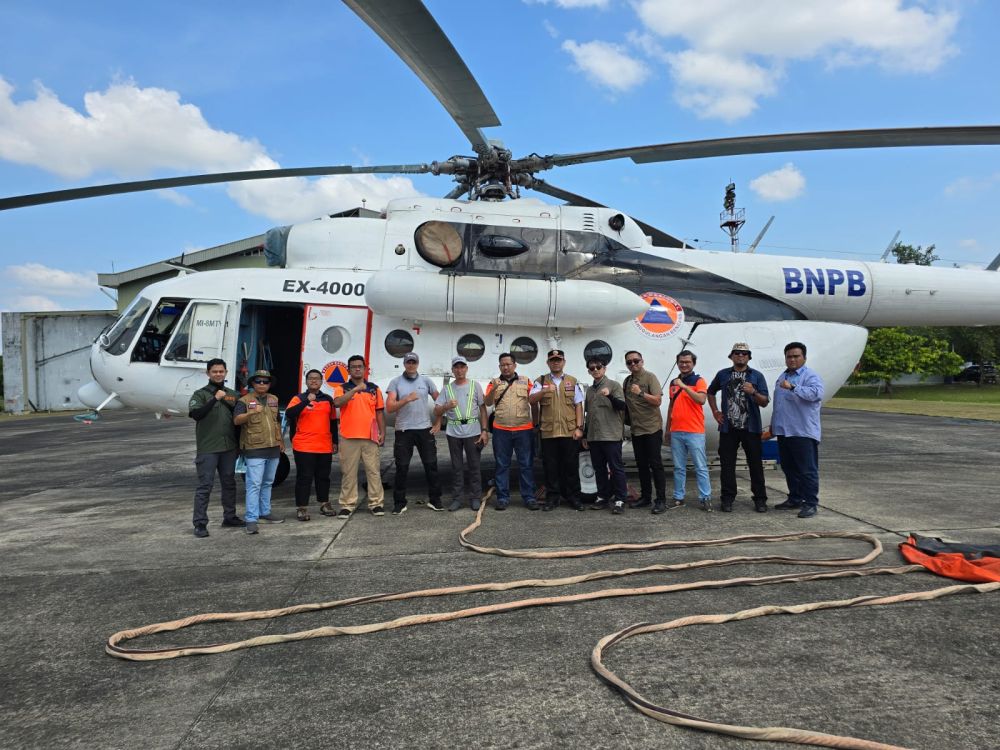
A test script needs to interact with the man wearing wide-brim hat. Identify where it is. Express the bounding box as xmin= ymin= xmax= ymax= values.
xmin=706 ymin=342 xmax=770 ymax=513
xmin=234 ymin=369 xmax=287 ymax=533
